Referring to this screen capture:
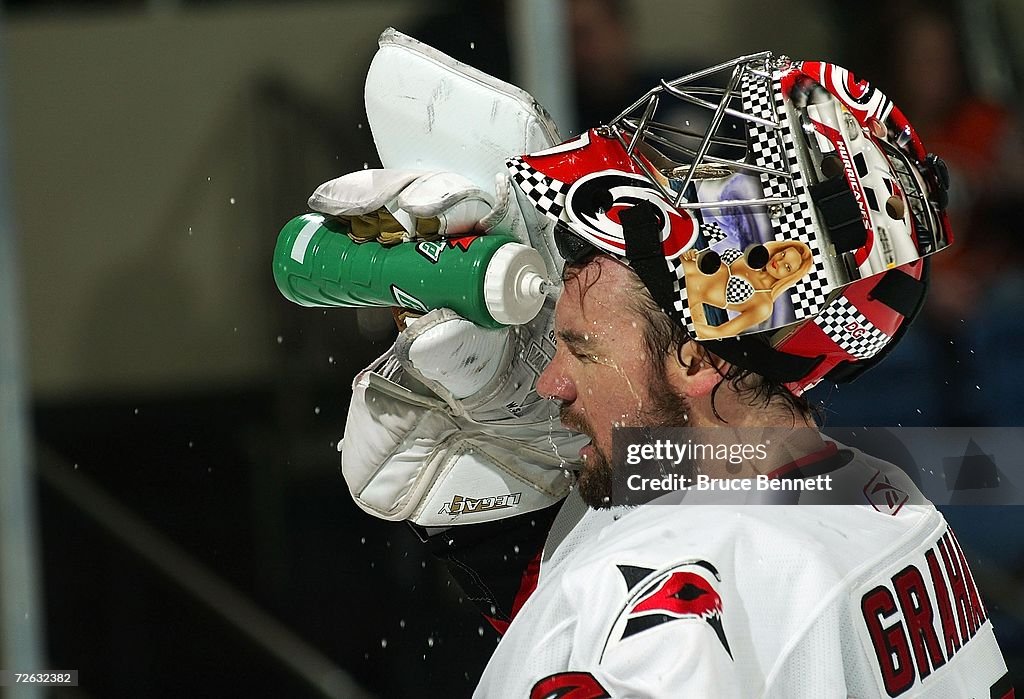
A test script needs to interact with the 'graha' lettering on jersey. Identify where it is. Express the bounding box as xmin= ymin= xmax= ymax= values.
xmin=601 ymin=560 xmax=731 ymax=661
xmin=861 ymin=526 xmax=990 ymax=697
